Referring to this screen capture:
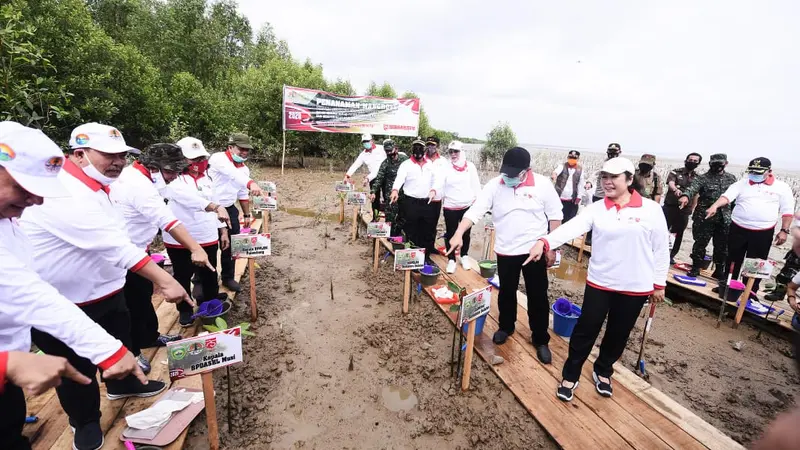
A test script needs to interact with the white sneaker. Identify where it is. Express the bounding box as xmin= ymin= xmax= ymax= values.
xmin=446 ymin=260 xmax=457 ymax=274
xmin=461 ymin=257 xmax=470 ymax=271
